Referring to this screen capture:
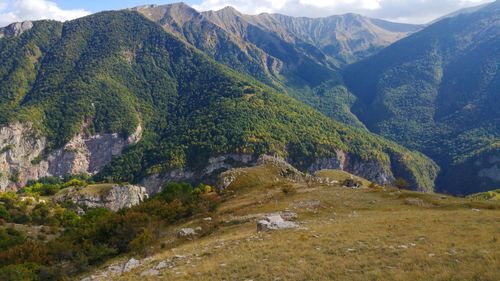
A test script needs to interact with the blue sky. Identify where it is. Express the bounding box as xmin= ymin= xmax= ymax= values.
xmin=0 ymin=0 xmax=494 ymax=27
